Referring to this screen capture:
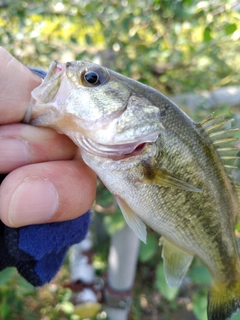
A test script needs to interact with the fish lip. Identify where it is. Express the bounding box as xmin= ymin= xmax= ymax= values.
xmin=24 ymin=62 xmax=66 ymax=124
xmin=44 ymin=61 xmax=67 ymax=81
xmin=79 ymin=131 xmax=159 ymax=159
